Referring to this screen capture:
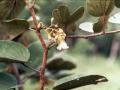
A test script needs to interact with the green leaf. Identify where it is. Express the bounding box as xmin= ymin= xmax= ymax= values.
xmin=66 ymin=23 xmax=76 ymax=34
xmin=52 ymin=9 xmax=63 ymax=25
xmin=52 ymin=5 xmax=70 ymax=27
xmin=52 ymin=6 xmax=82 ymax=34
xmin=7 ymin=0 xmax=25 ymax=19
xmin=115 ymin=0 xmax=120 ymax=8
xmin=67 ymin=7 xmax=84 ymax=24
xmin=93 ymin=20 xmax=104 ymax=33
xmin=53 ymin=75 xmax=108 ymax=90
xmin=0 ymin=0 xmax=14 ymax=20
xmin=0 ymin=63 xmax=6 ymax=72
xmin=18 ymin=30 xmax=39 ymax=45
xmin=0 ymin=72 xmax=17 ymax=90
xmin=57 ymin=5 xmax=70 ymax=24
xmin=0 ymin=0 xmax=25 ymax=20
xmin=0 ymin=40 xmax=30 ymax=63
xmin=26 ymin=41 xmax=43 ymax=69
xmin=47 ymin=58 xmax=76 ymax=73
xmin=0 ymin=19 xmax=29 ymax=40
xmin=87 ymin=0 xmax=114 ymax=17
